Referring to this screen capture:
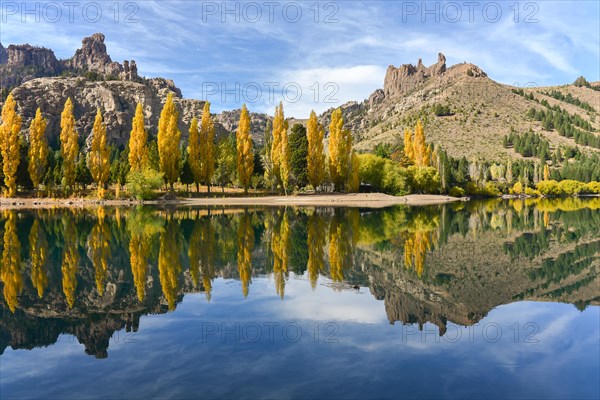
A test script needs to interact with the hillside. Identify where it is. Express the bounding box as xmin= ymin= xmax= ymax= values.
xmin=332 ymin=55 xmax=600 ymax=161
xmin=2 ymin=33 xmax=599 ymax=162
